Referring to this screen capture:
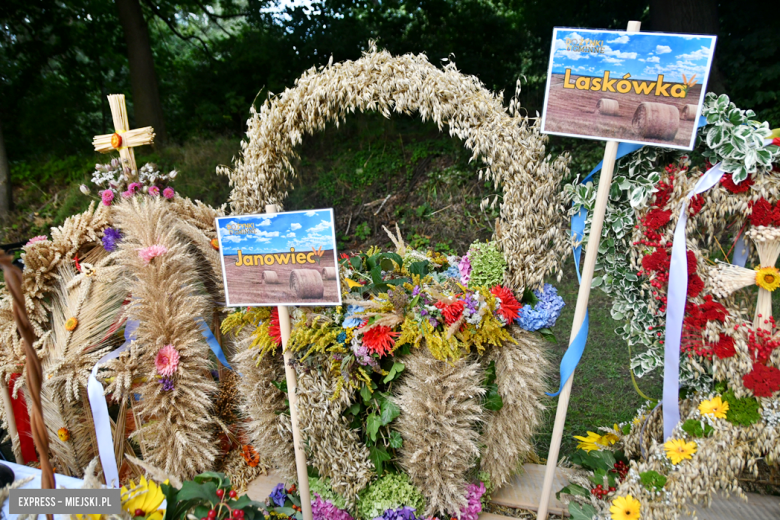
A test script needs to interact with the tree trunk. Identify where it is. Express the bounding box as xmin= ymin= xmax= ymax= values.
xmin=114 ymin=0 xmax=168 ymax=142
xmin=0 ymin=117 xmax=11 ymax=220
xmin=649 ymin=0 xmax=725 ymax=94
